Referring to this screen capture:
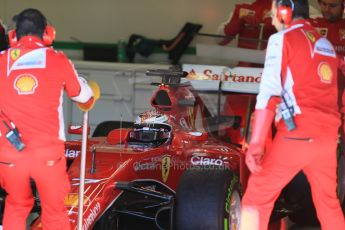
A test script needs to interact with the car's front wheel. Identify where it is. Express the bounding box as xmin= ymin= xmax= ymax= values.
xmin=175 ymin=167 xmax=241 ymax=230
xmin=337 ymin=144 xmax=345 ymax=207
xmin=336 ymin=143 xmax=345 ymax=216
